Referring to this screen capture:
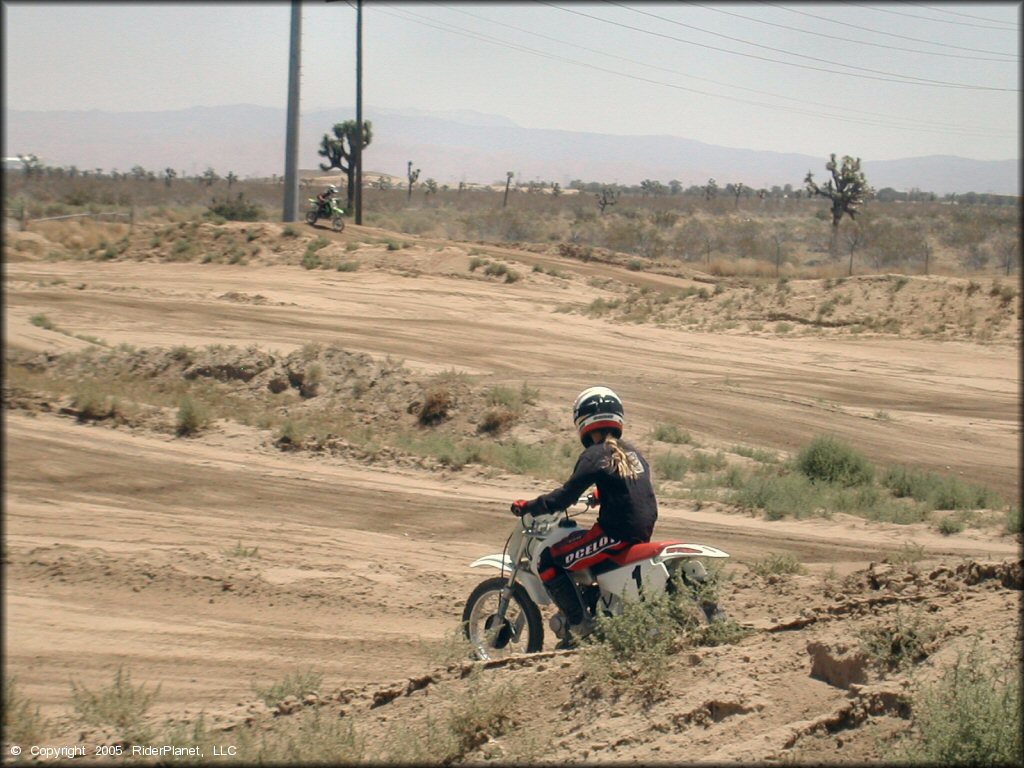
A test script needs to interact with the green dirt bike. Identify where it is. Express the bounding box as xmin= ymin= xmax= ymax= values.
xmin=306 ymin=197 xmax=346 ymax=231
